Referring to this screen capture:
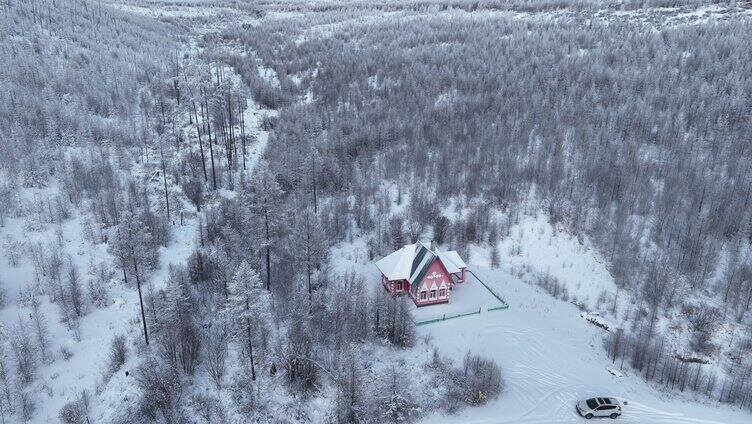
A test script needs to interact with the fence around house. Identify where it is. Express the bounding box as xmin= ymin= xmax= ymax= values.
xmin=414 ymin=267 xmax=508 ymax=326
xmin=467 ymin=268 xmax=509 ymax=308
